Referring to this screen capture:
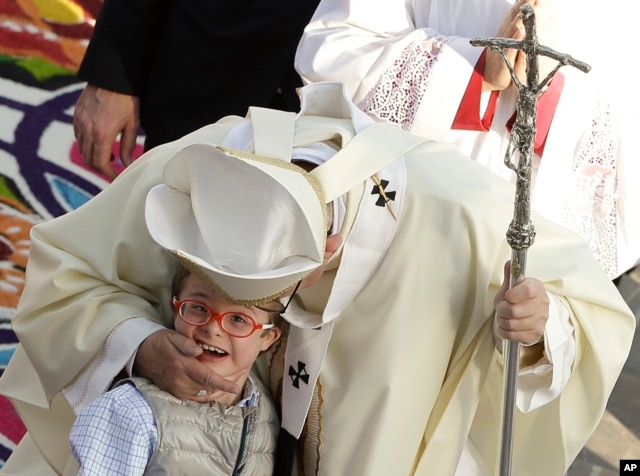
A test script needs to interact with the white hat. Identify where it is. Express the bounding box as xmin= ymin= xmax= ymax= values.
xmin=145 ymin=143 xmax=328 ymax=306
